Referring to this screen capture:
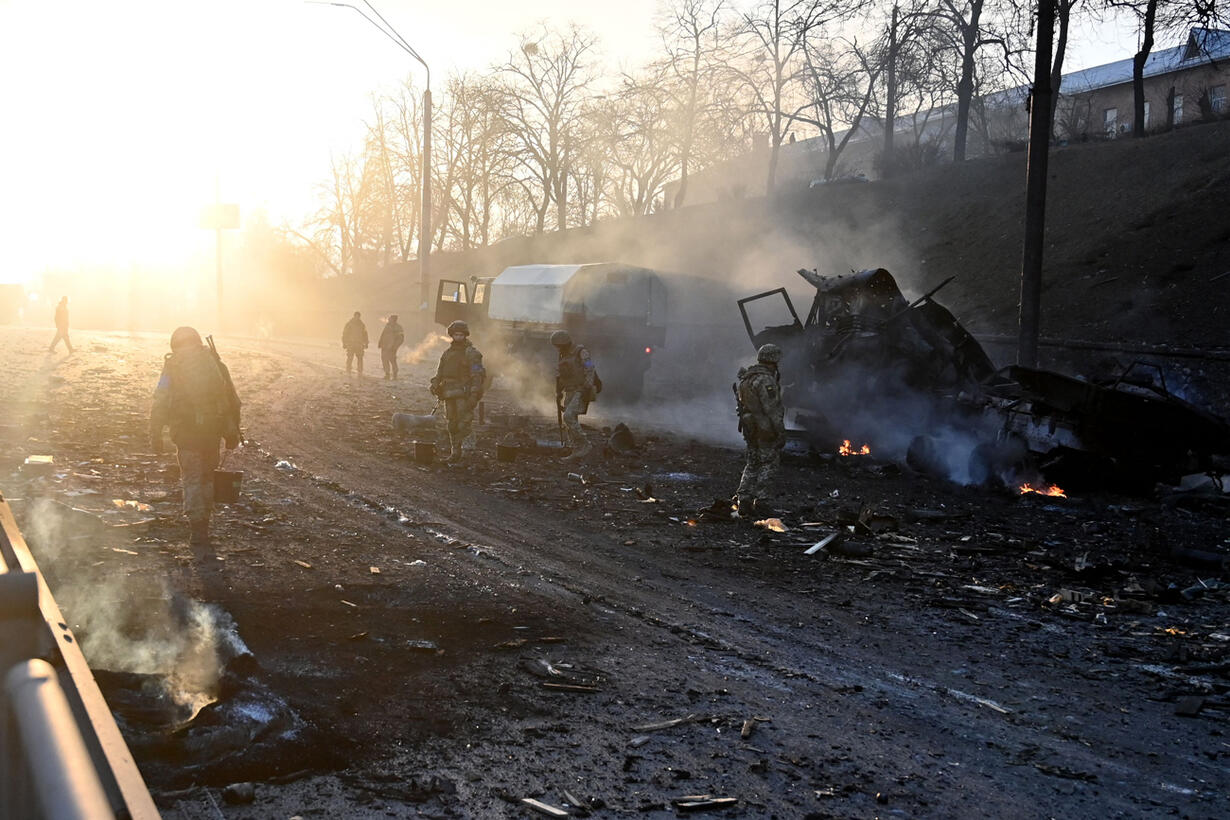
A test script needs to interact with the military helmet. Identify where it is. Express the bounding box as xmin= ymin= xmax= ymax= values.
xmin=550 ymin=330 xmax=572 ymax=347
xmin=170 ymin=326 xmax=203 ymax=350
xmin=446 ymin=320 xmax=470 ymax=336
xmin=757 ymin=343 xmax=782 ymax=364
